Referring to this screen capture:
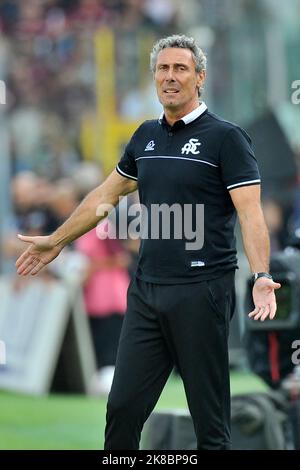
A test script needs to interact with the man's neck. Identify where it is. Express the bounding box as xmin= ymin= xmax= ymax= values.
xmin=163 ymin=101 xmax=200 ymax=126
